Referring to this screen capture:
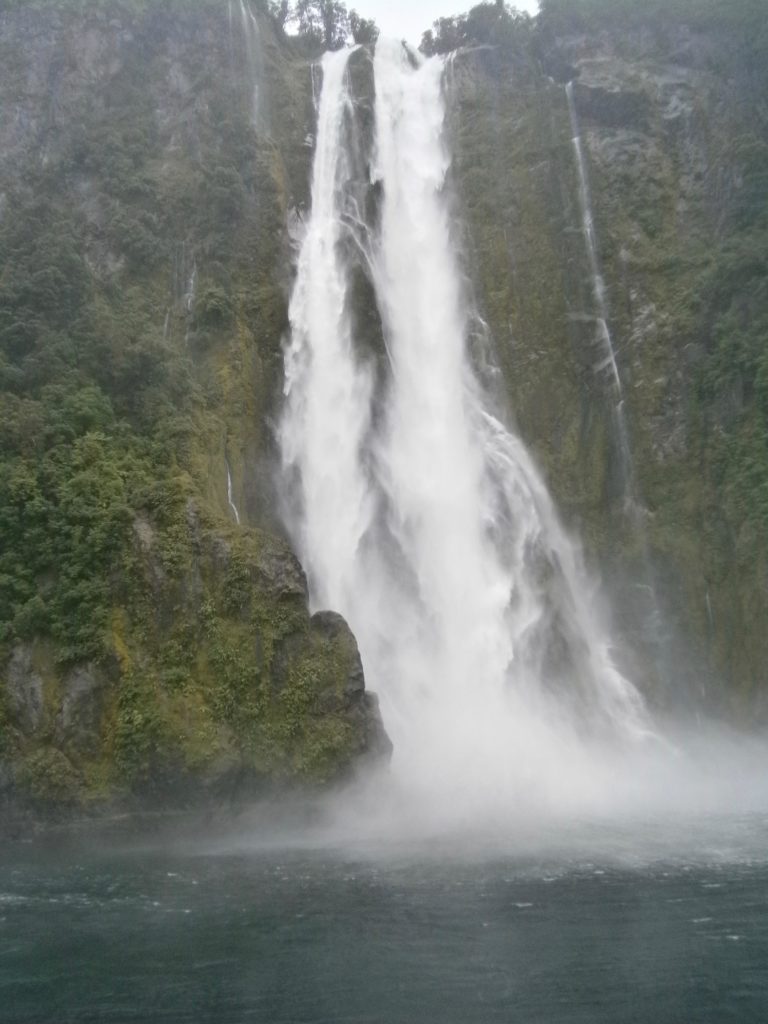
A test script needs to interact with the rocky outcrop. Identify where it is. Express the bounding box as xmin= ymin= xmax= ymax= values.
xmin=310 ymin=612 xmax=392 ymax=764
xmin=54 ymin=665 xmax=107 ymax=754
xmin=5 ymin=647 xmax=44 ymax=736
xmin=571 ymin=77 xmax=651 ymax=130
xmin=0 ymin=1 xmax=390 ymax=830
xmin=0 ymin=508 xmax=390 ymax=828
